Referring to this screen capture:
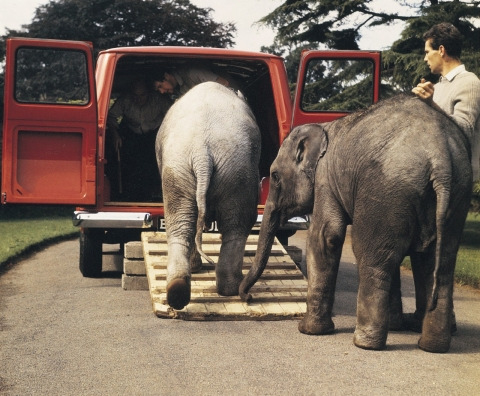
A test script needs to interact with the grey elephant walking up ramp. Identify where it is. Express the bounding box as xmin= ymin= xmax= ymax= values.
xmin=239 ymin=93 xmax=472 ymax=353
xmin=156 ymin=82 xmax=261 ymax=310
